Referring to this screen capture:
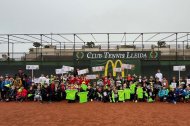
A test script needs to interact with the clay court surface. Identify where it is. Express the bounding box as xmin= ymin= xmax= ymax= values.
xmin=0 ymin=102 xmax=190 ymax=126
